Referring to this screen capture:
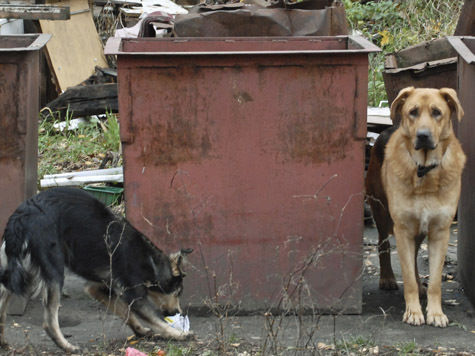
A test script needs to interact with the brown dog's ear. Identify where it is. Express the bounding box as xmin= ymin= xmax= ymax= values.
xmin=439 ymin=88 xmax=464 ymax=122
xmin=391 ymin=86 xmax=414 ymax=124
